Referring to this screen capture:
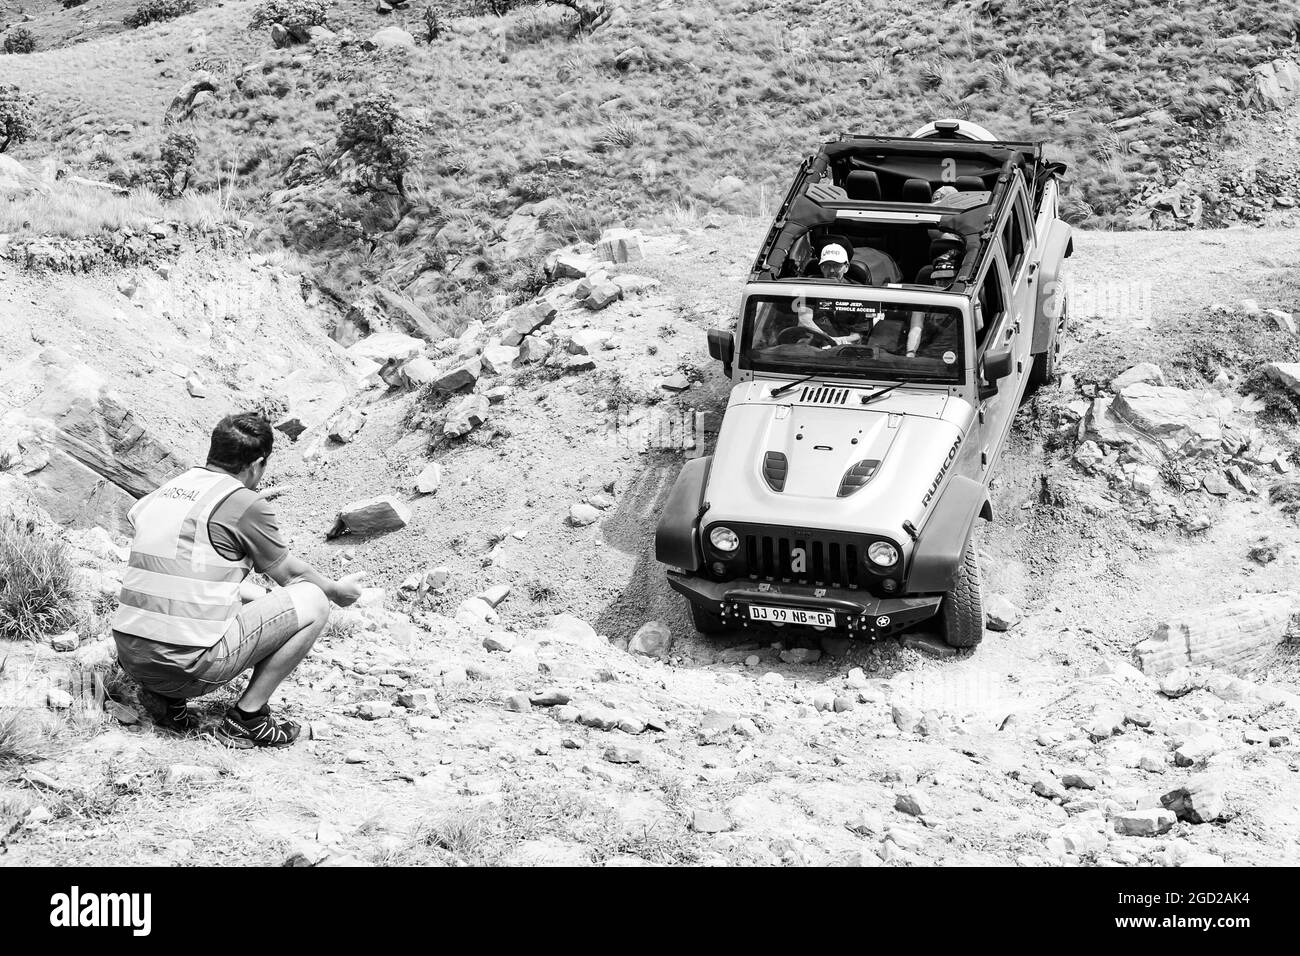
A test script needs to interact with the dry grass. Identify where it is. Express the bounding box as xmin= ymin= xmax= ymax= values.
xmin=0 ymin=181 xmax=238 ymax=237
xmin=404 ymin=783 xmax=699 ymax=866
xmin=0 ymin=524 xmax=80 ymax=642
xmin=0 ymin=706 xmax=45 ymax=762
